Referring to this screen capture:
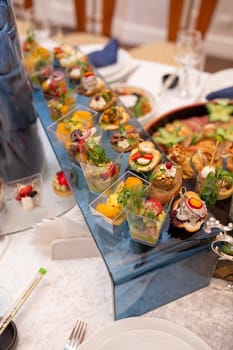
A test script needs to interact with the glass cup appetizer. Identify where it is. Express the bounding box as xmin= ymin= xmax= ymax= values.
xmin=79 ymin=141 xmax=122 ymax=193
xmin=47 ymin=104 xmax=102 ymax=166
xmin=126 ymin=190 xmax=168 ymax=247
xmin=45 ymin=88 xmax=77 ymax=122
xmin=89 ymin=170 xmax=151 ymax=232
